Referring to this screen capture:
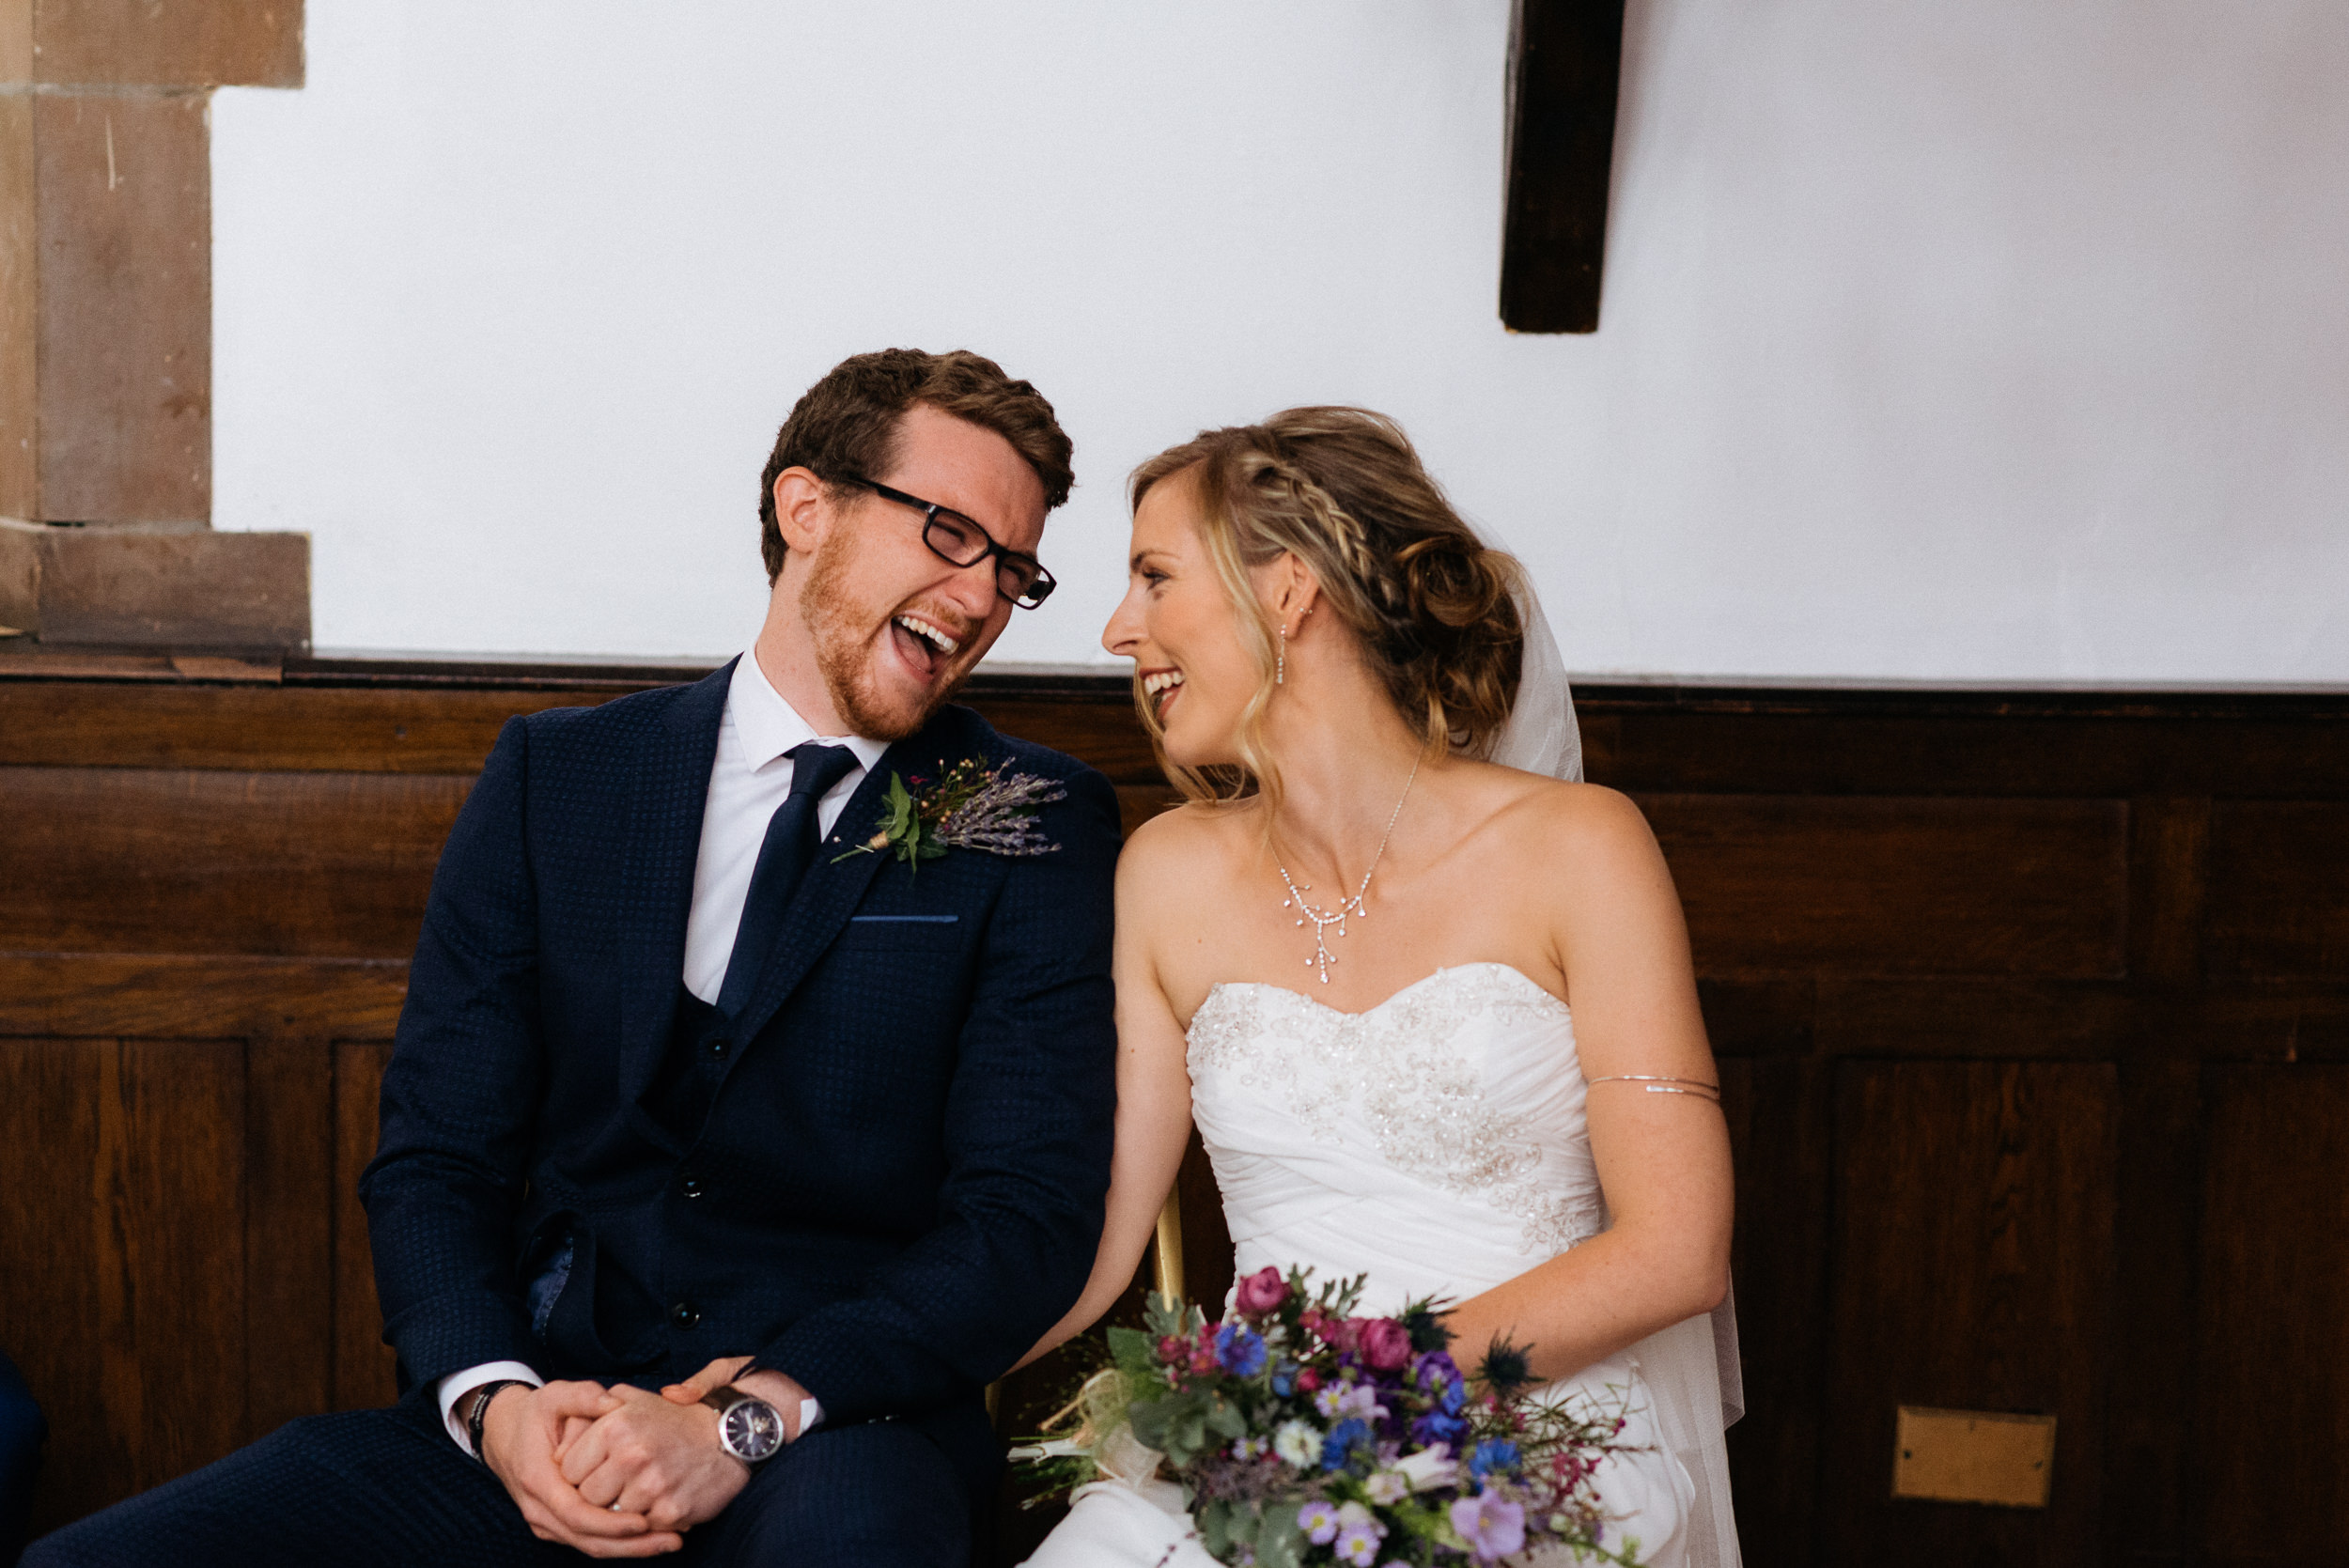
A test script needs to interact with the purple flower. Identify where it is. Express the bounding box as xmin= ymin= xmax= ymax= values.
xmin=1214 ymin=1322 xmax=1268 ymax=1377
xmin=1359 ymin=1318 xmax=1412 ymax=1371
xmin=1334 ymin=1523 xmax=1384 ymax=1565
xmin=1449 ymin=1491 xmax=1527 ymax=1560
xmin=1235 ymin=1266 xmax=1290 ymax=1315
xmin=1297 ymin=1499 xmax=1341 ymax=1545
